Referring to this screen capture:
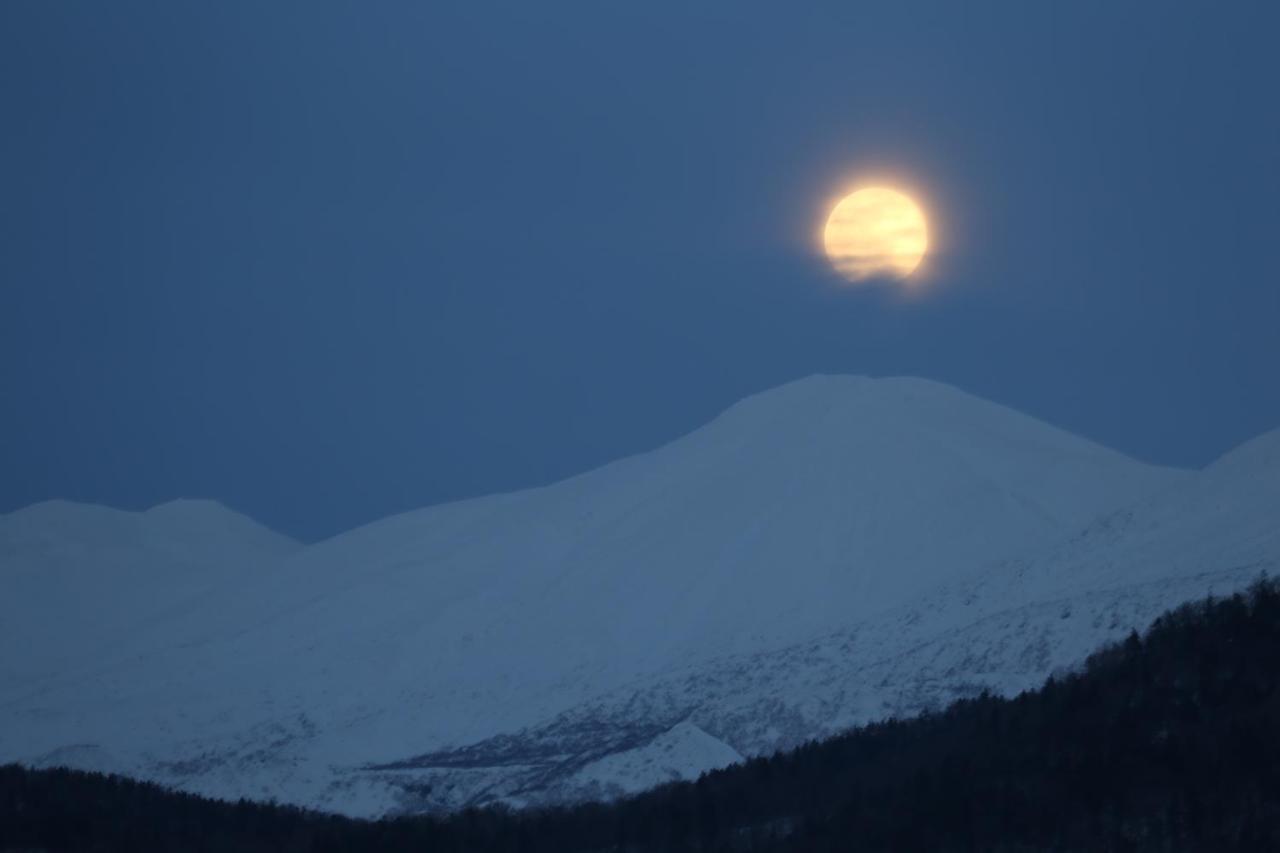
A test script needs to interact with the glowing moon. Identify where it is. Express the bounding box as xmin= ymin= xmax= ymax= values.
xmin=822 ymin=187 xmax=928 ymax=282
